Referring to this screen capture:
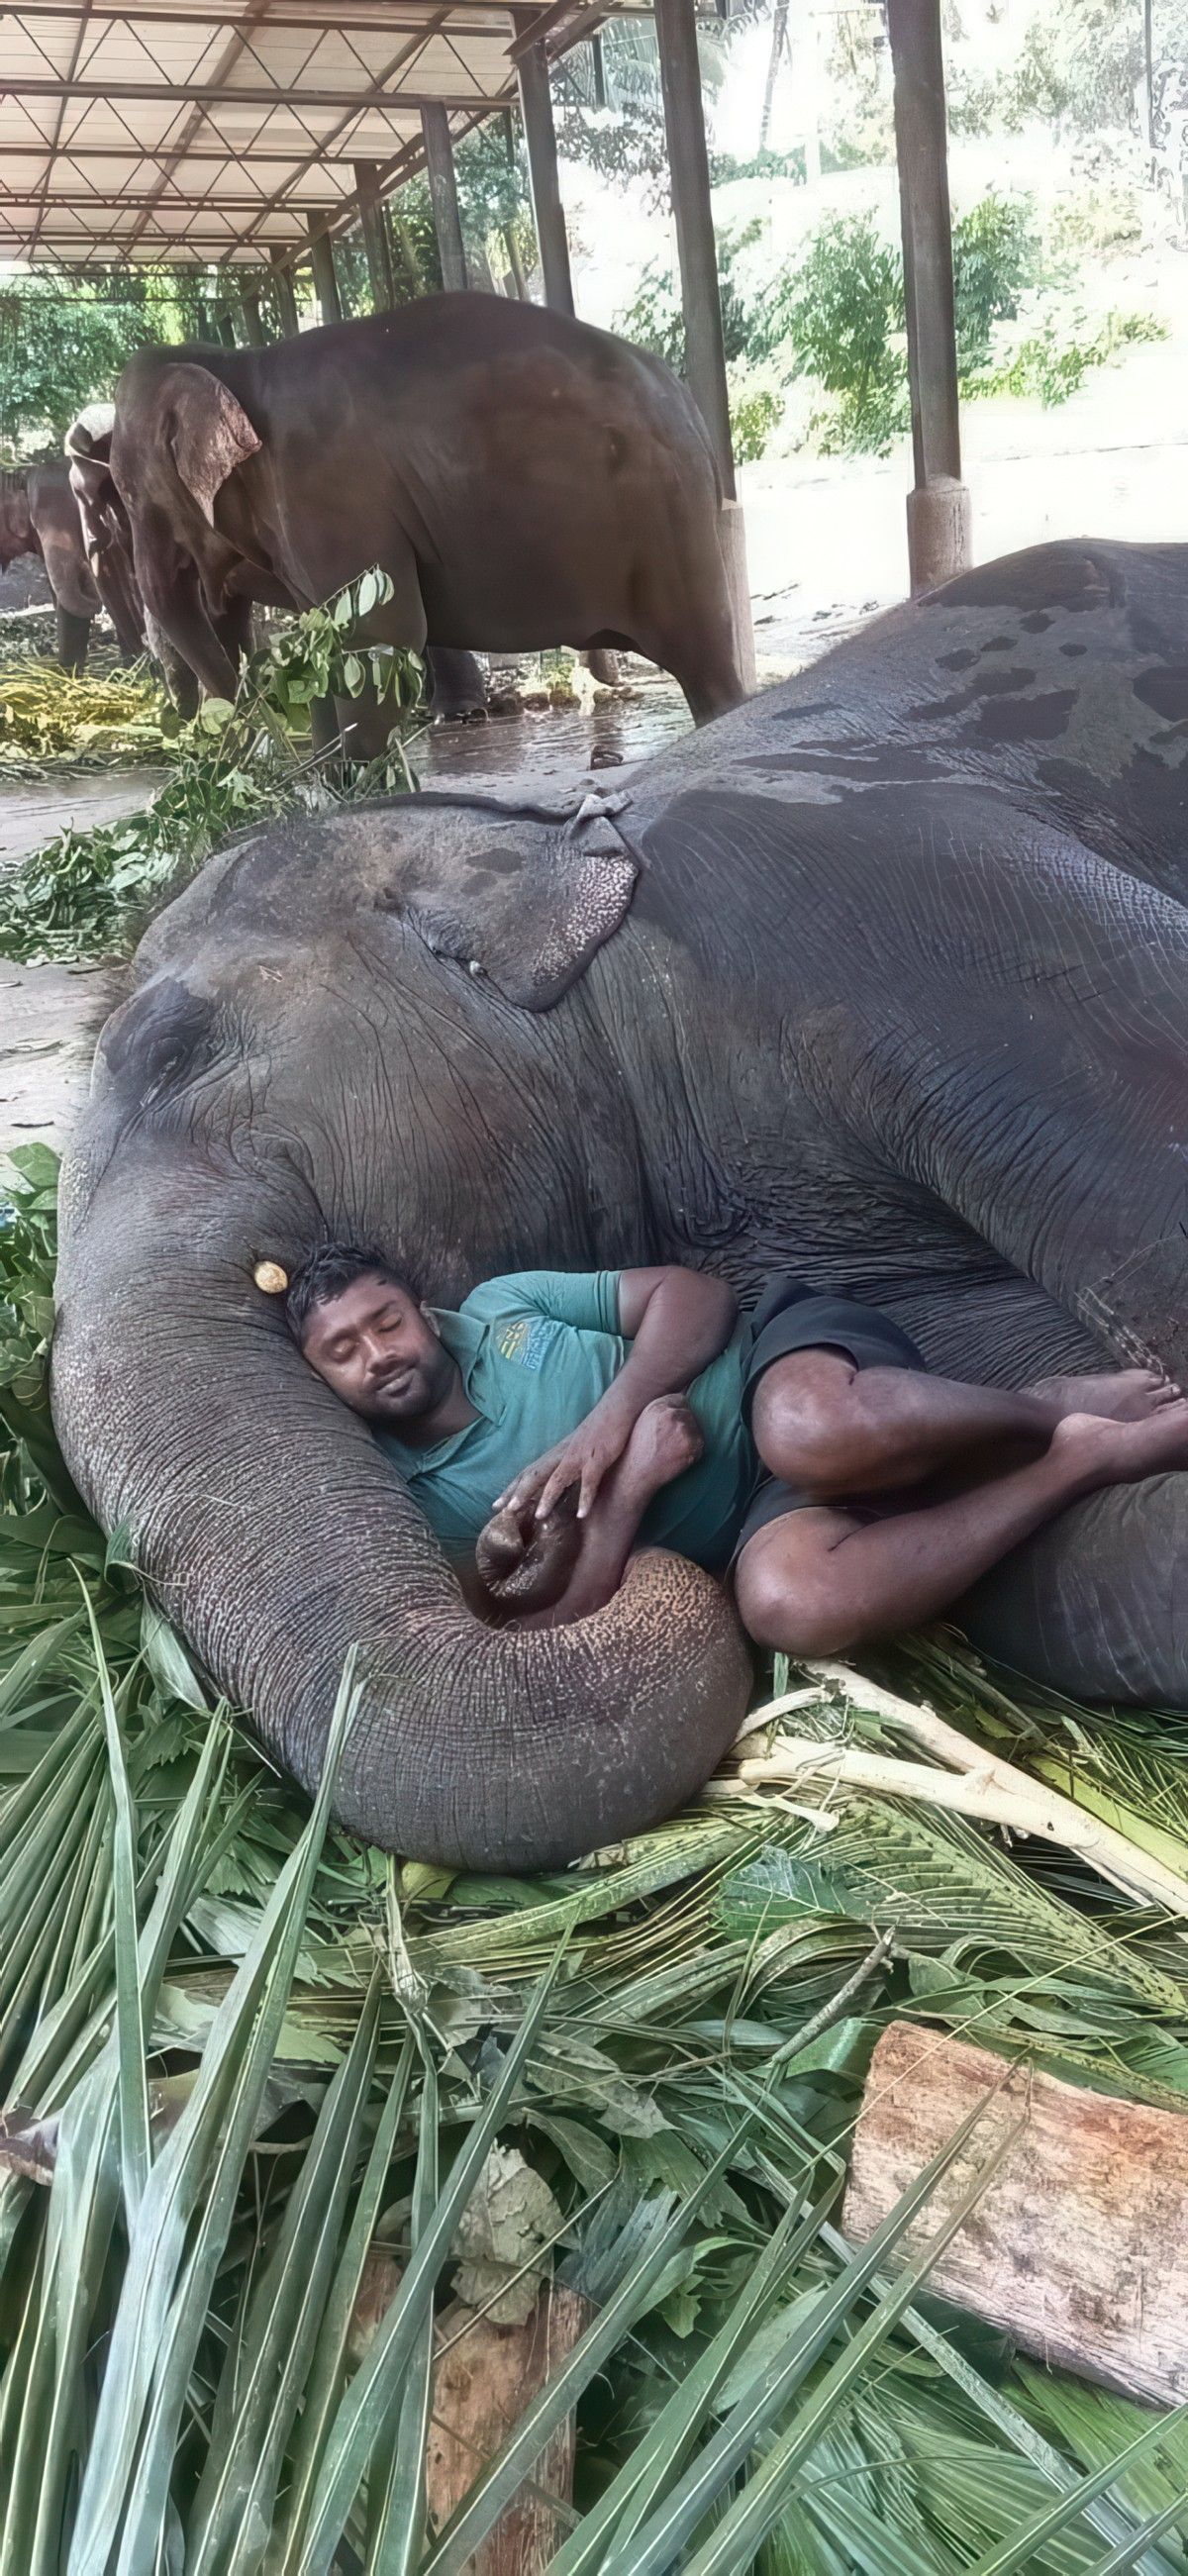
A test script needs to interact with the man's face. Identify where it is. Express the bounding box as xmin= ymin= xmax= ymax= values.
xmin=301 ymin=1274 xmax=454 ymax=1426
